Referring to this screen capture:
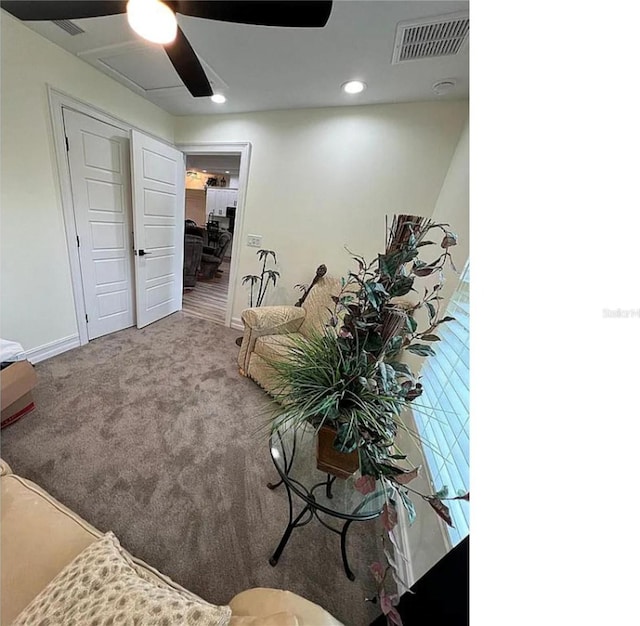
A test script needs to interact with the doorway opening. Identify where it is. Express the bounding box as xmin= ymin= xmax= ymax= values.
xmin=182 ymin=153 xmax=241 ymax=325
